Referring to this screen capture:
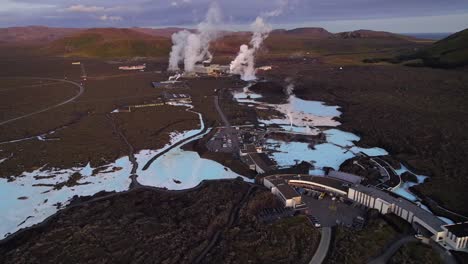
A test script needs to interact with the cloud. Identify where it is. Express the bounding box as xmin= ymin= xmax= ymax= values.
xmin=99 ymin=15 xmax=123 ymax=22
xmin=0 ymin=0 xmax=467 ymax=32
xmin=66 ymin=4 xmax=105 ymax=13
